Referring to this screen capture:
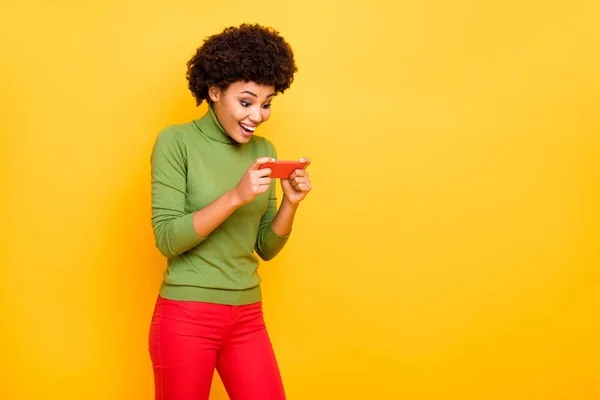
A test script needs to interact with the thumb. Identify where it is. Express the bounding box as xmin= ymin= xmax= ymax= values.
xmin=300 ymin=157 xmax=311 ymax=168
xmin=251 ymin=156 xmax=276 ymax=170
